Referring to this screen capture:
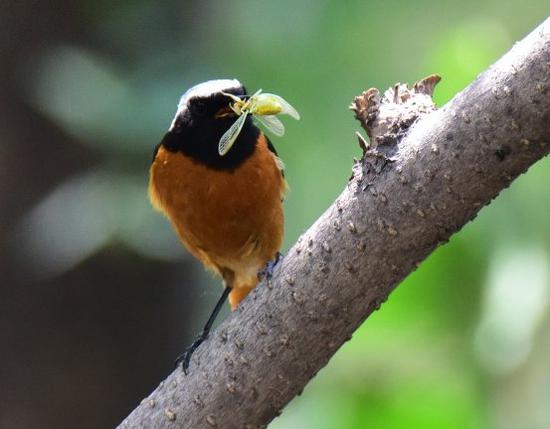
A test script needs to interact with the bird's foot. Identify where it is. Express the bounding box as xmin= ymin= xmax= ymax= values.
xmin=174 ymin=332 xmax=208 ymax=375
xmin=258 ymin=252 xmax=283 ymax=284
